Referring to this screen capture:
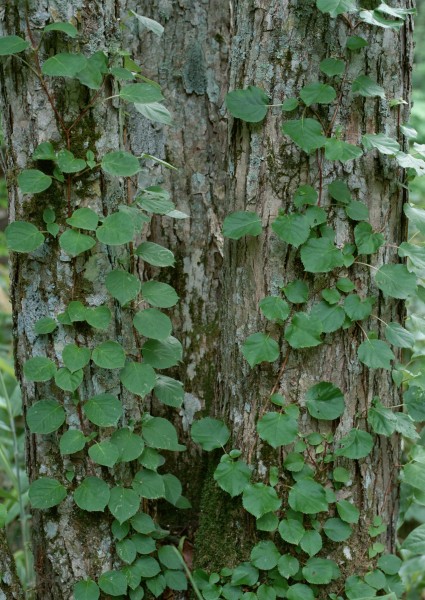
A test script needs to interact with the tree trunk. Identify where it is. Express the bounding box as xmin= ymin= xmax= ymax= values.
xmin=0 ymin=0 xmax=415 ymax=598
